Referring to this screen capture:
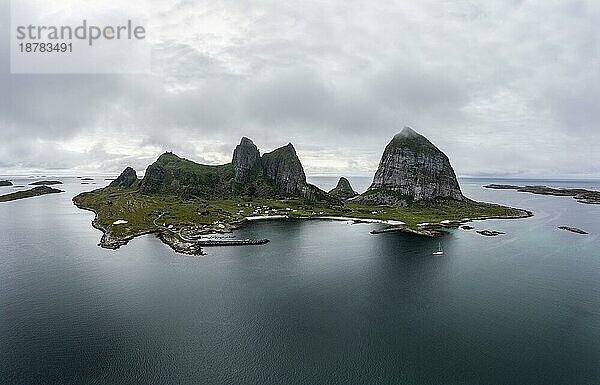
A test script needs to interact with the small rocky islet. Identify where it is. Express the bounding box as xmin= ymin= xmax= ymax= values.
xmin=484 ymin=184 xmax=600 ymax=205
xmin=0 ymin=186 xmax=64 ymax=202
xmin=29 ymin=180 xmax=63 ymax=186
xmin=73 ymin=127 xmax=531 ymax=255
xmin=558 ymin=226 xmax=588 ymax=235
xmin=476 ymin=230 xmax=506 ymax=237
xmin=0 ymin=180 xmax=13 ymax=187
